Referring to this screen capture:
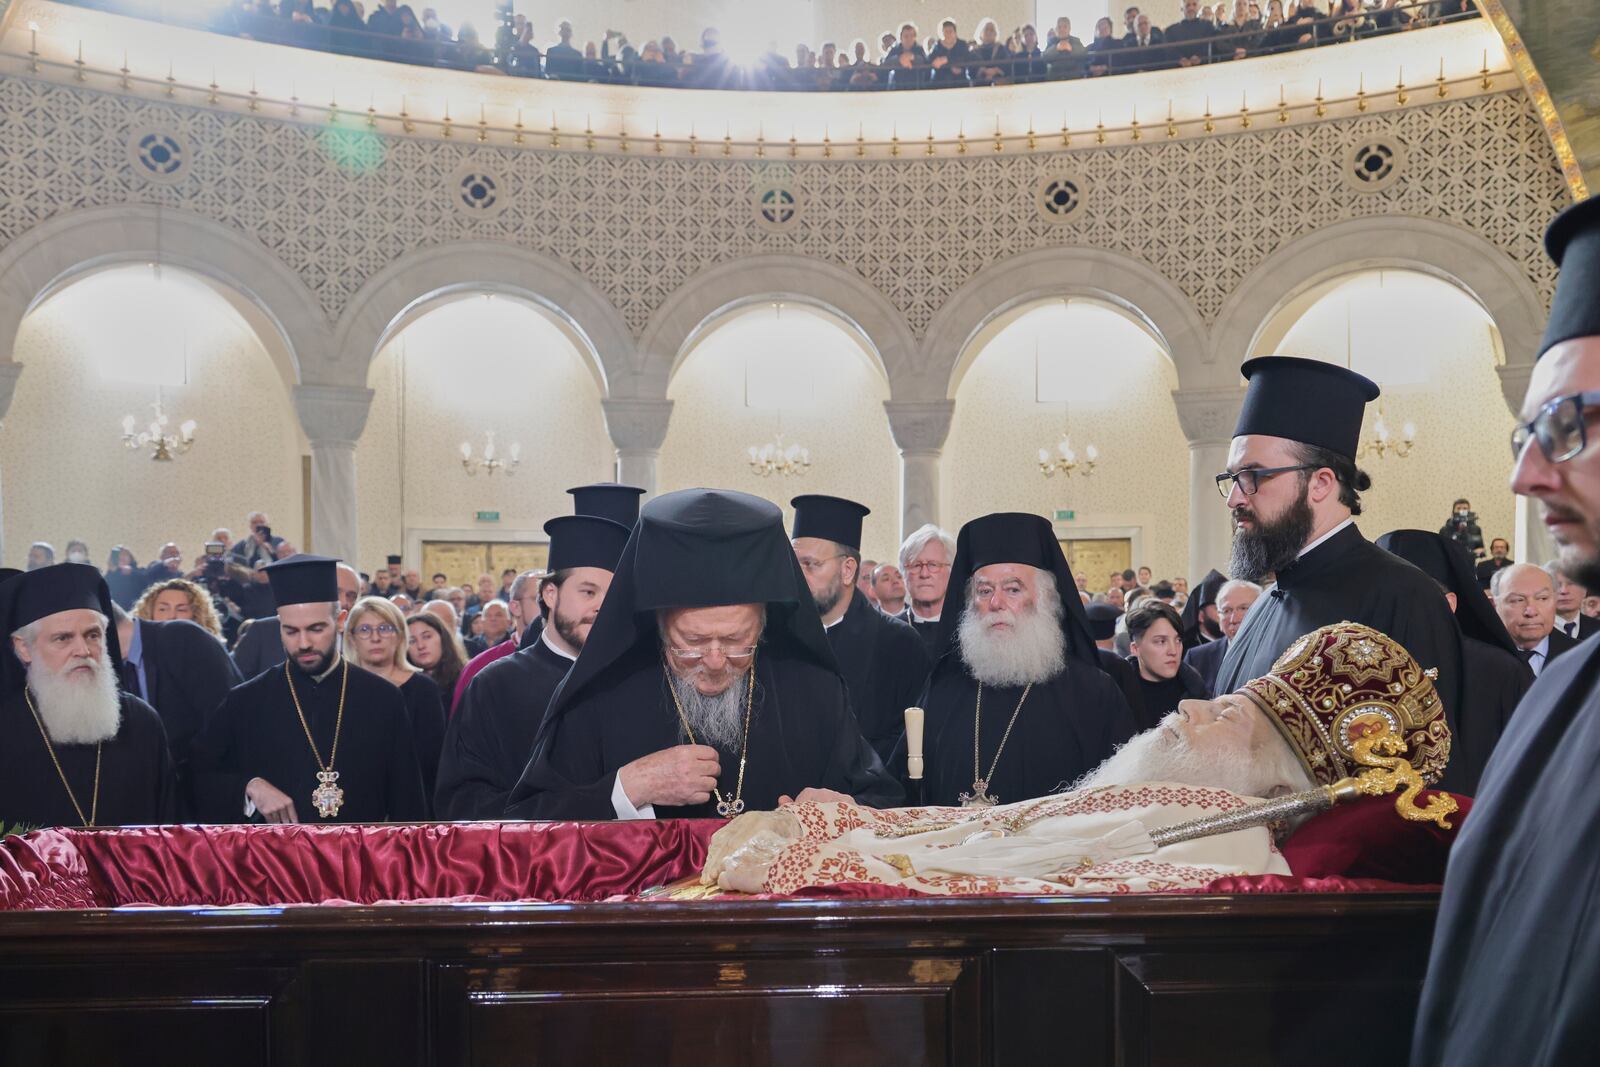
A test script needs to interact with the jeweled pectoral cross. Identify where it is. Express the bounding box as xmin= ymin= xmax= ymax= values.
xmin=959 ymin=780 xmax=998 ymax=809
xmin=311 ymin=770 xmax=344 ymax=818
xmin=716 ymin=797 xmax=746 ymax=818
